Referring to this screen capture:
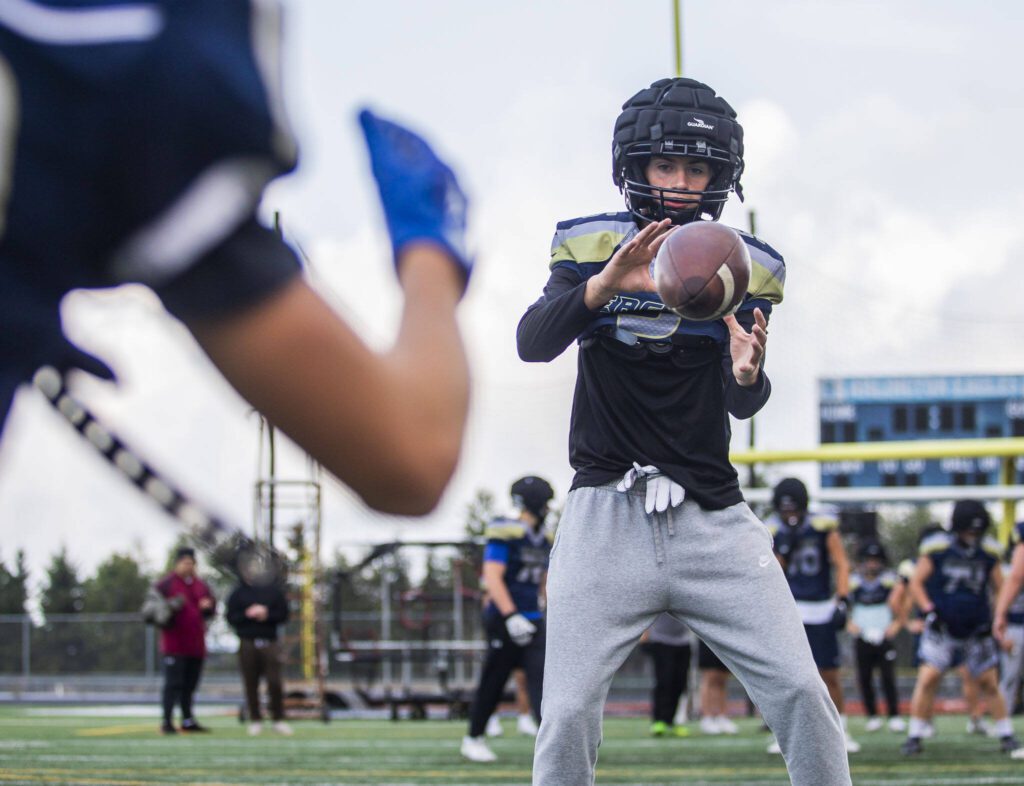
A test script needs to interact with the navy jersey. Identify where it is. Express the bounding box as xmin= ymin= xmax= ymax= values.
xmin=0 ymin=0 xmax=300 ymax=435
xmin=516 ymin=212 xmax=785 ymax=510
xmin=766 ymin=509 xmax=837 ymax=602
xmin=483 ymin=517 xmax=552 ymax=621
xmin=1007 ymin=522 xmax=1024 ymax=625
xmin=921 ymin=531 xmax=1000 ymax=638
